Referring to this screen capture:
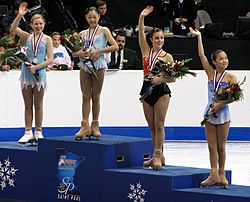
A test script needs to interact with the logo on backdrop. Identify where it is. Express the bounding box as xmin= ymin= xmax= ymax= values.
xmin=0 ymin=157 xmax=18 ymax=191
xmin=127 ymin=181 xmax=148 ymax=202
xmin=57 ymin=149 xmax=85 ymax=201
